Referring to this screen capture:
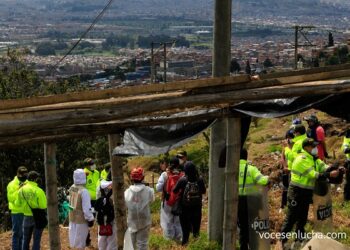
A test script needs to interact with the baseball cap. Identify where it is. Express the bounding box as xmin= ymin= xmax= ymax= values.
xmin=304 ymin=115 xmax=318 ymax=123
xmin=17 ymin=166 xmax=28 ymax=177
xmin=176 ymin=150 xmax=187 ymax=158
xmin=302 ymin=138 xmax=319 ymax=148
